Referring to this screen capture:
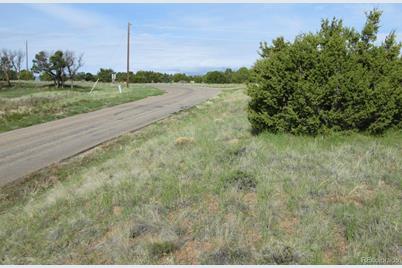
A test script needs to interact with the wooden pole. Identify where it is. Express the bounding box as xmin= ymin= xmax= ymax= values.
xmin=89 ymin=79 xmax=99 ymax=94
xmin=126 ymin=22 xmax=131 ymax=88
xmin=25 ymin=40 xmax=28 ymax=71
